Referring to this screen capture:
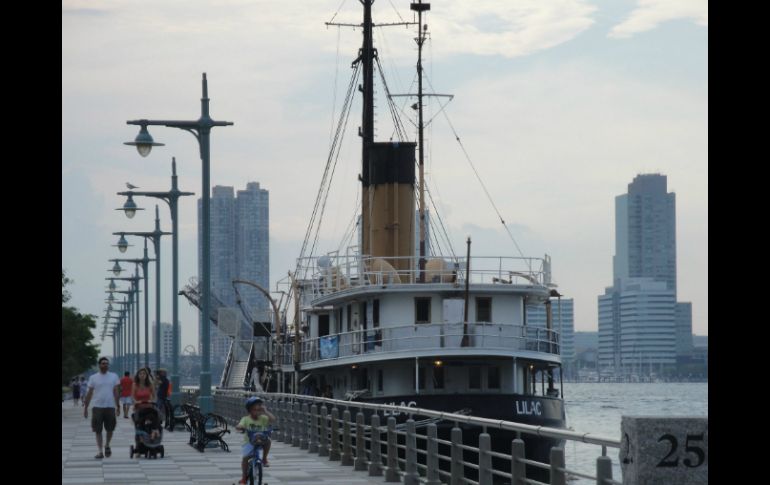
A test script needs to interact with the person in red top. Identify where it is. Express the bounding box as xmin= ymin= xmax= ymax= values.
xmin=119 ymin=371 xmax=133 ymax=419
